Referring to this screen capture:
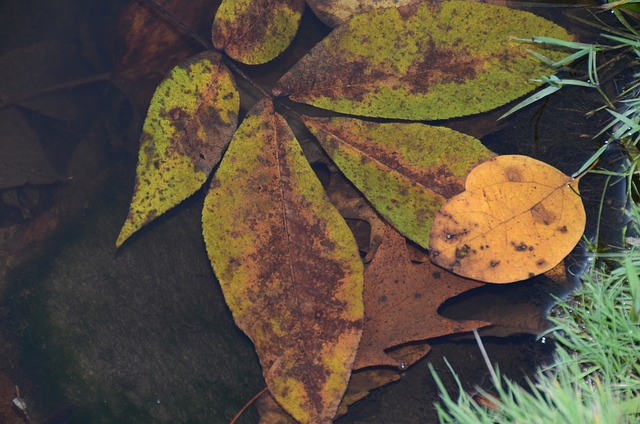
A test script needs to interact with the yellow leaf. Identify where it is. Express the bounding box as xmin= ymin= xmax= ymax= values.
xmin=429 ymin=155 xmax=586 ymax=283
